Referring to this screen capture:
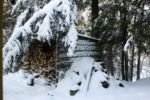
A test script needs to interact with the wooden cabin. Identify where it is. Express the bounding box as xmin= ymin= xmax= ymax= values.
xmin=23 ymin=34 xmax=100 ymax=84
xmin=57 ymin=34 xmax=101 ymax=72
